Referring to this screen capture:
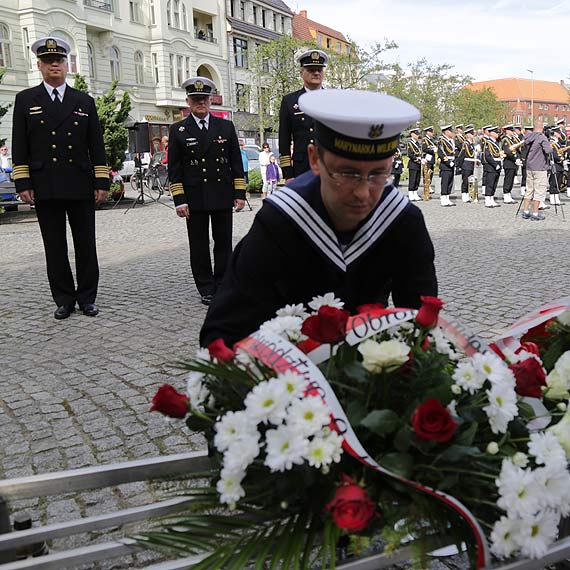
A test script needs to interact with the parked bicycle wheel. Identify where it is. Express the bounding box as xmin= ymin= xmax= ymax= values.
xmin=145 ymin=174 xmax=163 ymax=202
